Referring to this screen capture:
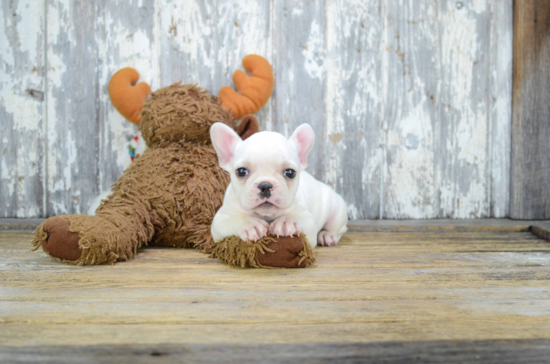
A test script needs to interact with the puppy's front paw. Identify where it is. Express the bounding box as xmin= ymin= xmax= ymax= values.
xmin=240 ymin=218 xmax=270 ymax=242
xmin=317 ymin=231 xmax=338 ymax=246
xmin=269 ymin=216 xmax=302 ymax=237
